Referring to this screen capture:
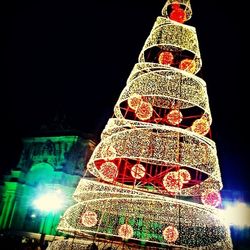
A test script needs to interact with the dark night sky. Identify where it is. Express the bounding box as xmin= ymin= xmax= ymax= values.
xmin=0 ymin=1 xmax=248 ymax=197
